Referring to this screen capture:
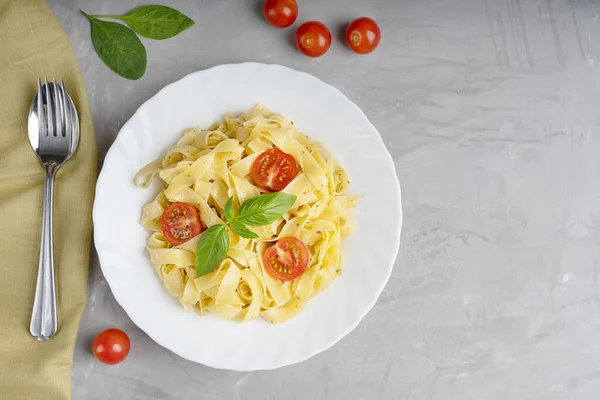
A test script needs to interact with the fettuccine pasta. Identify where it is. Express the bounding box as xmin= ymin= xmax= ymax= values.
xmin=135 ymin=105 xmax=360 ymax=323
